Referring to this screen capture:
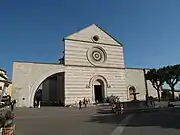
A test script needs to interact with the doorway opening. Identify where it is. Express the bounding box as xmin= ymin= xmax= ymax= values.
xmin=33 ymin=72 xmax=65 ymax=107
xmin=93 ymin=79 xmax=105 ymax=103
xmin=129 ymin=86 xmax=139 ymax=101
xmin=94 ymin=85 xmax=103 ymax=102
